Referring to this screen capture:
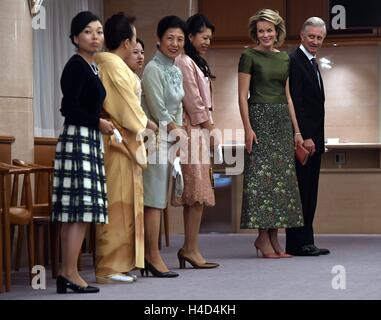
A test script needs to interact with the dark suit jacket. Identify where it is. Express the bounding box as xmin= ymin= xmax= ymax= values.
xmin=289 ymin=47 xmax=325 ymax=153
